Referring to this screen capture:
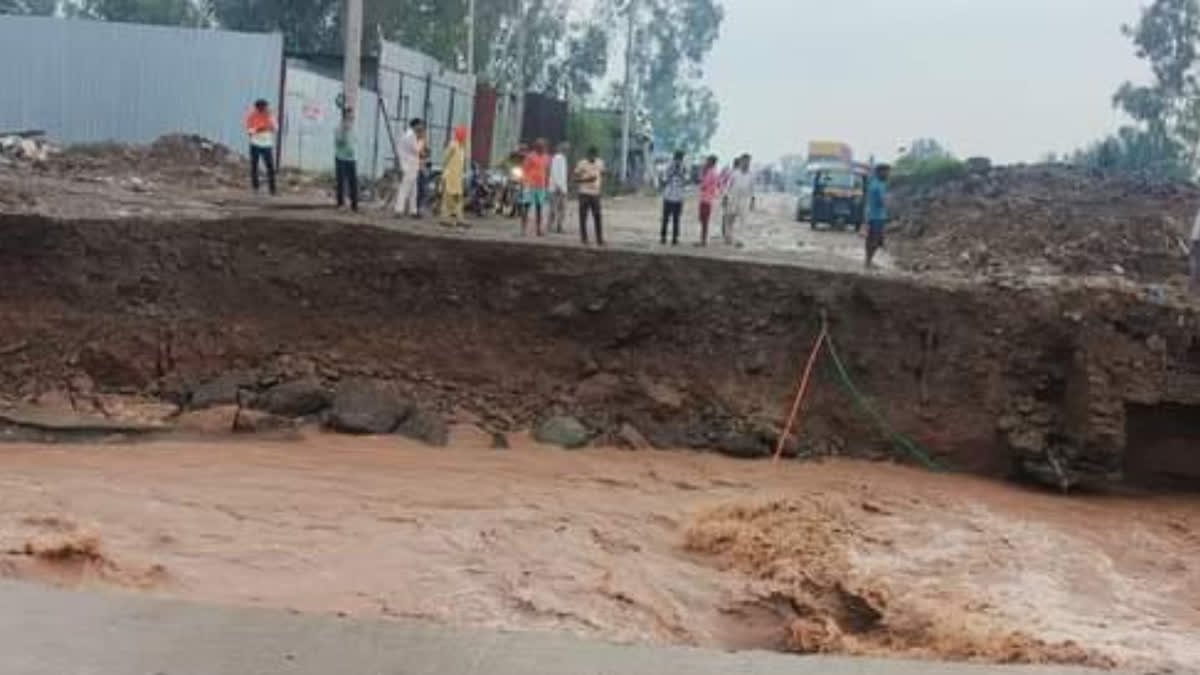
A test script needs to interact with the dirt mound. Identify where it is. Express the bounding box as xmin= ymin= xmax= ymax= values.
xmin=47 ymin=134 xmax=244 ymax=189
xmin=683 ymin=497 xmax=1113 ymax=668
xmin=890 ymin=164 xmax=1199 ymax=282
